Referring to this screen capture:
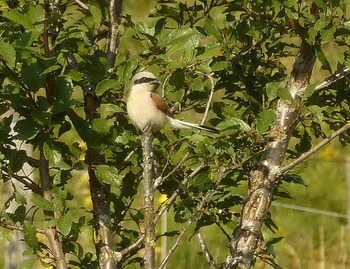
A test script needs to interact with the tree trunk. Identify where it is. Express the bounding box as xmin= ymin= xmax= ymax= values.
xmin=226 ymin=41 xmax=316 ymax=269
